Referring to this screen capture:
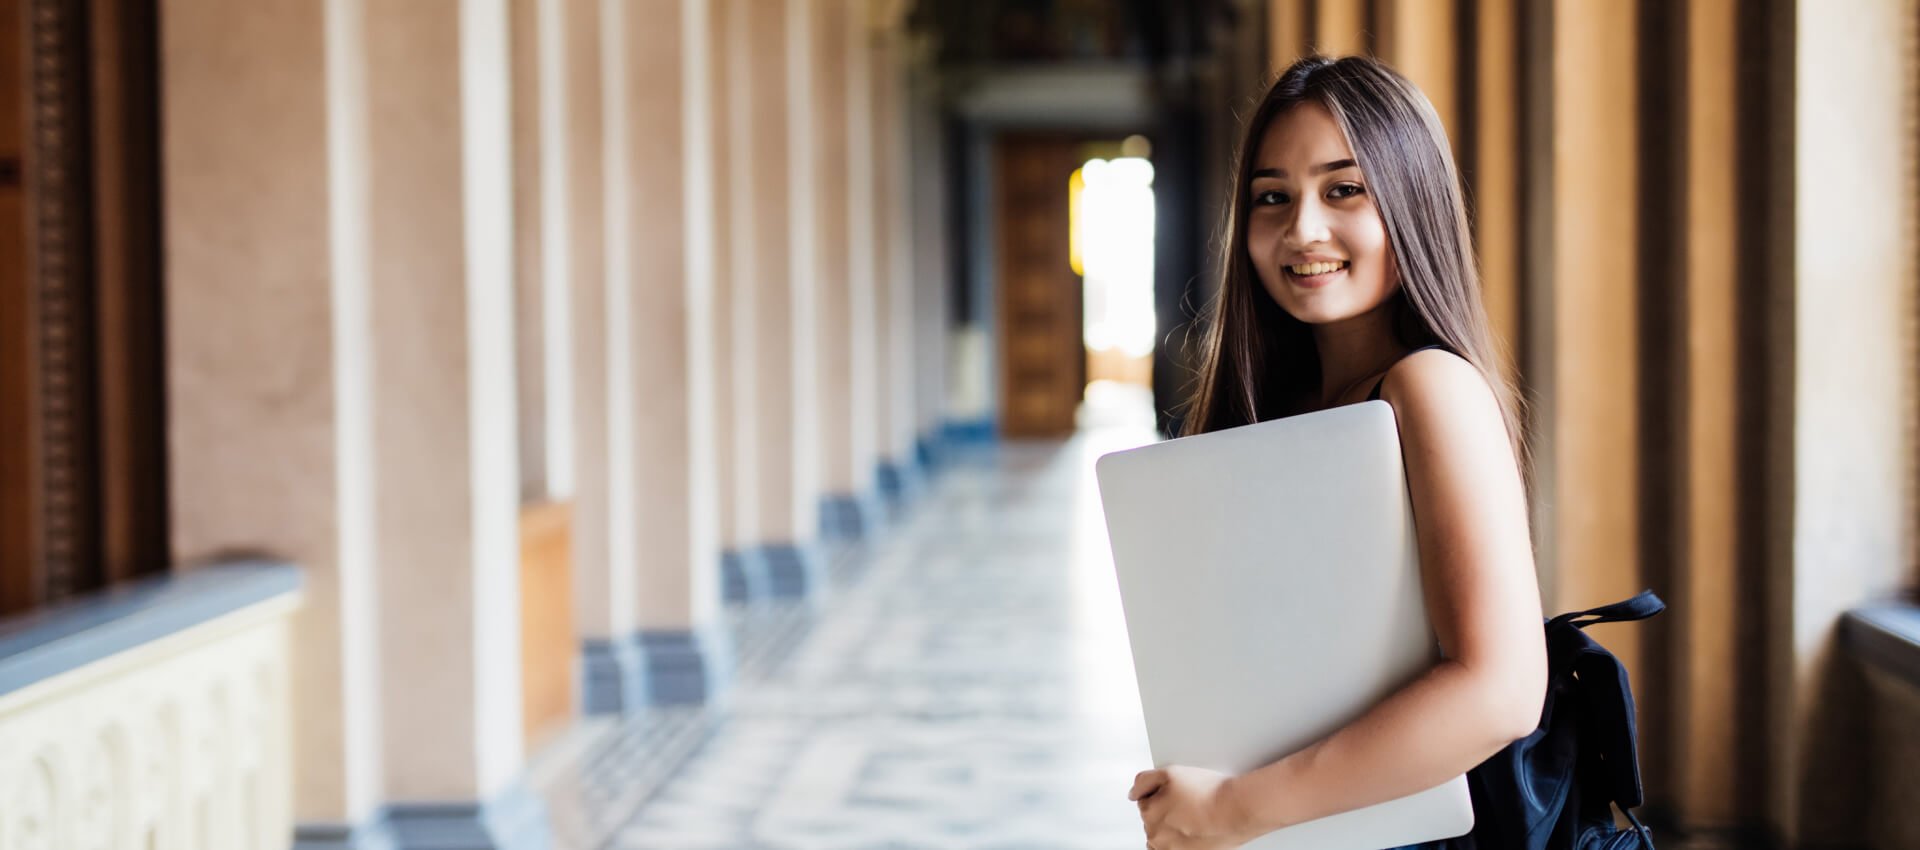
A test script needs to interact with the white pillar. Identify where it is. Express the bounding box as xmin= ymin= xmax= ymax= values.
xmin=814 ymin=0 xmax=883 ymax=539
xmin=711 ymin=0 xmax=767 ymax=604
xmin=735 ymin=0 xmax=827 ymax=600
xmin=509 ymin=0 xmax=576 ymax=505
xmin=869 ymin=5 xmax=921 ymax=504
xmin=909 ymin=63 xmax=951 ymax=461
xmin=611 ymin=0 xmax=730 ymax=705
xmin=357 ymin=0 xmax=543 ymax=839
xmin=563 ymin=0 xmax=645 ymax=716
